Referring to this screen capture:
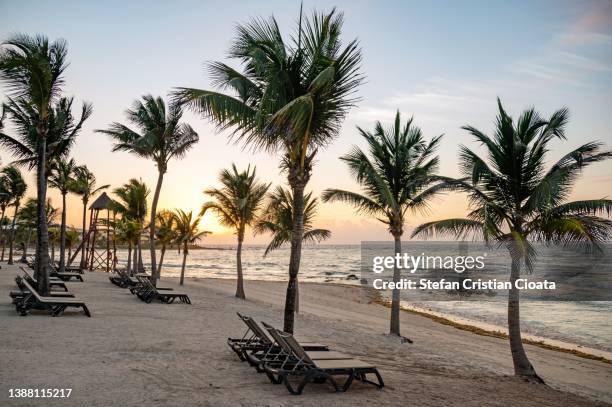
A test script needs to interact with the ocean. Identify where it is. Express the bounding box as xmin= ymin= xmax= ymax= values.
xmin=114 ymin=243 xmax=612 ymax=353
